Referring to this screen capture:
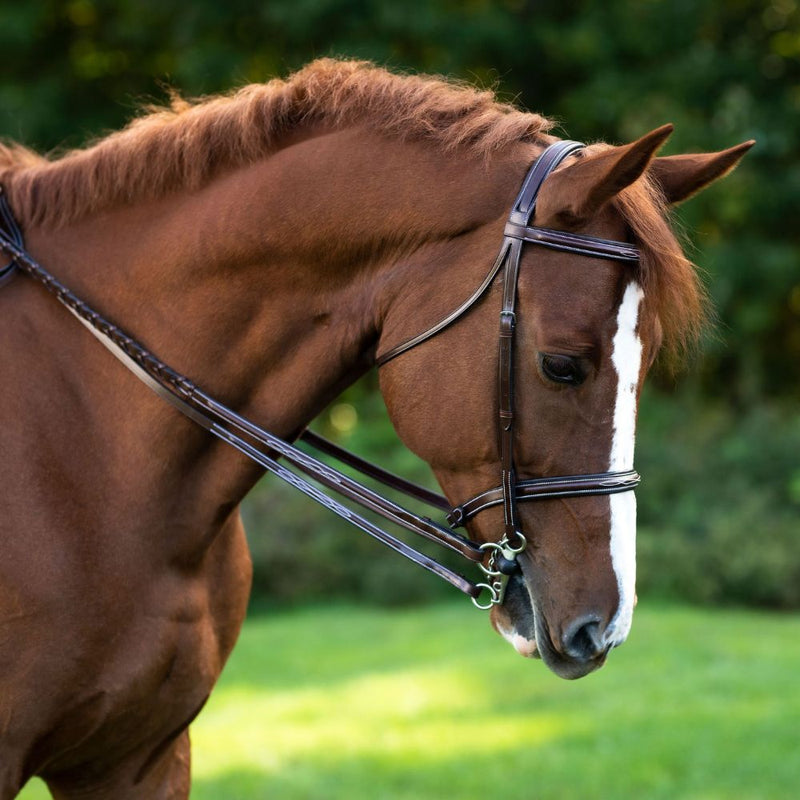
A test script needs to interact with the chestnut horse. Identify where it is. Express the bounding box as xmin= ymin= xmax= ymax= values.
xmin=0 ymin=60 xmax=751 ymax=798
